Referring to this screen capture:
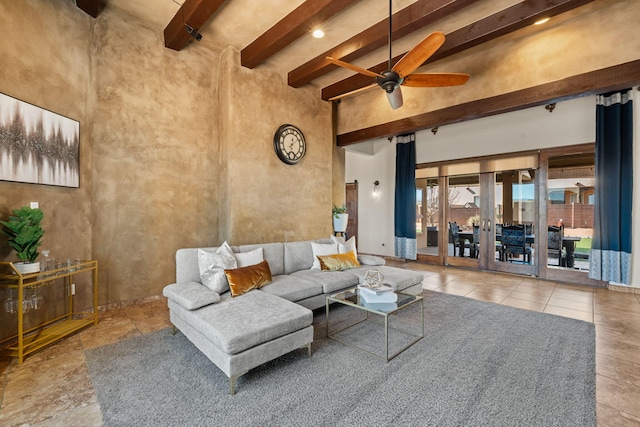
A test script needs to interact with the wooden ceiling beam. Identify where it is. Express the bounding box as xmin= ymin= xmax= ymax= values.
xmin=76 ymin=0 xmax=103 ymax=18
xmin=288 ymin=0 xmax=475 ymax=88
xmin=164 ymin=0 xmax=227 ymax=51
xmin=241 ymin=0 xmax=361 ymax=69
xmin=335 ymin=59 xmax=640 ymax=146
xmin=322 ymin=0 xmax=595 ymax=101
